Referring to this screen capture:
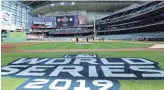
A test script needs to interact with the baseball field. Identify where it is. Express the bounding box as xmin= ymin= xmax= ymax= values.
xmin=2 ymin=41 xmax=164 ymax=90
